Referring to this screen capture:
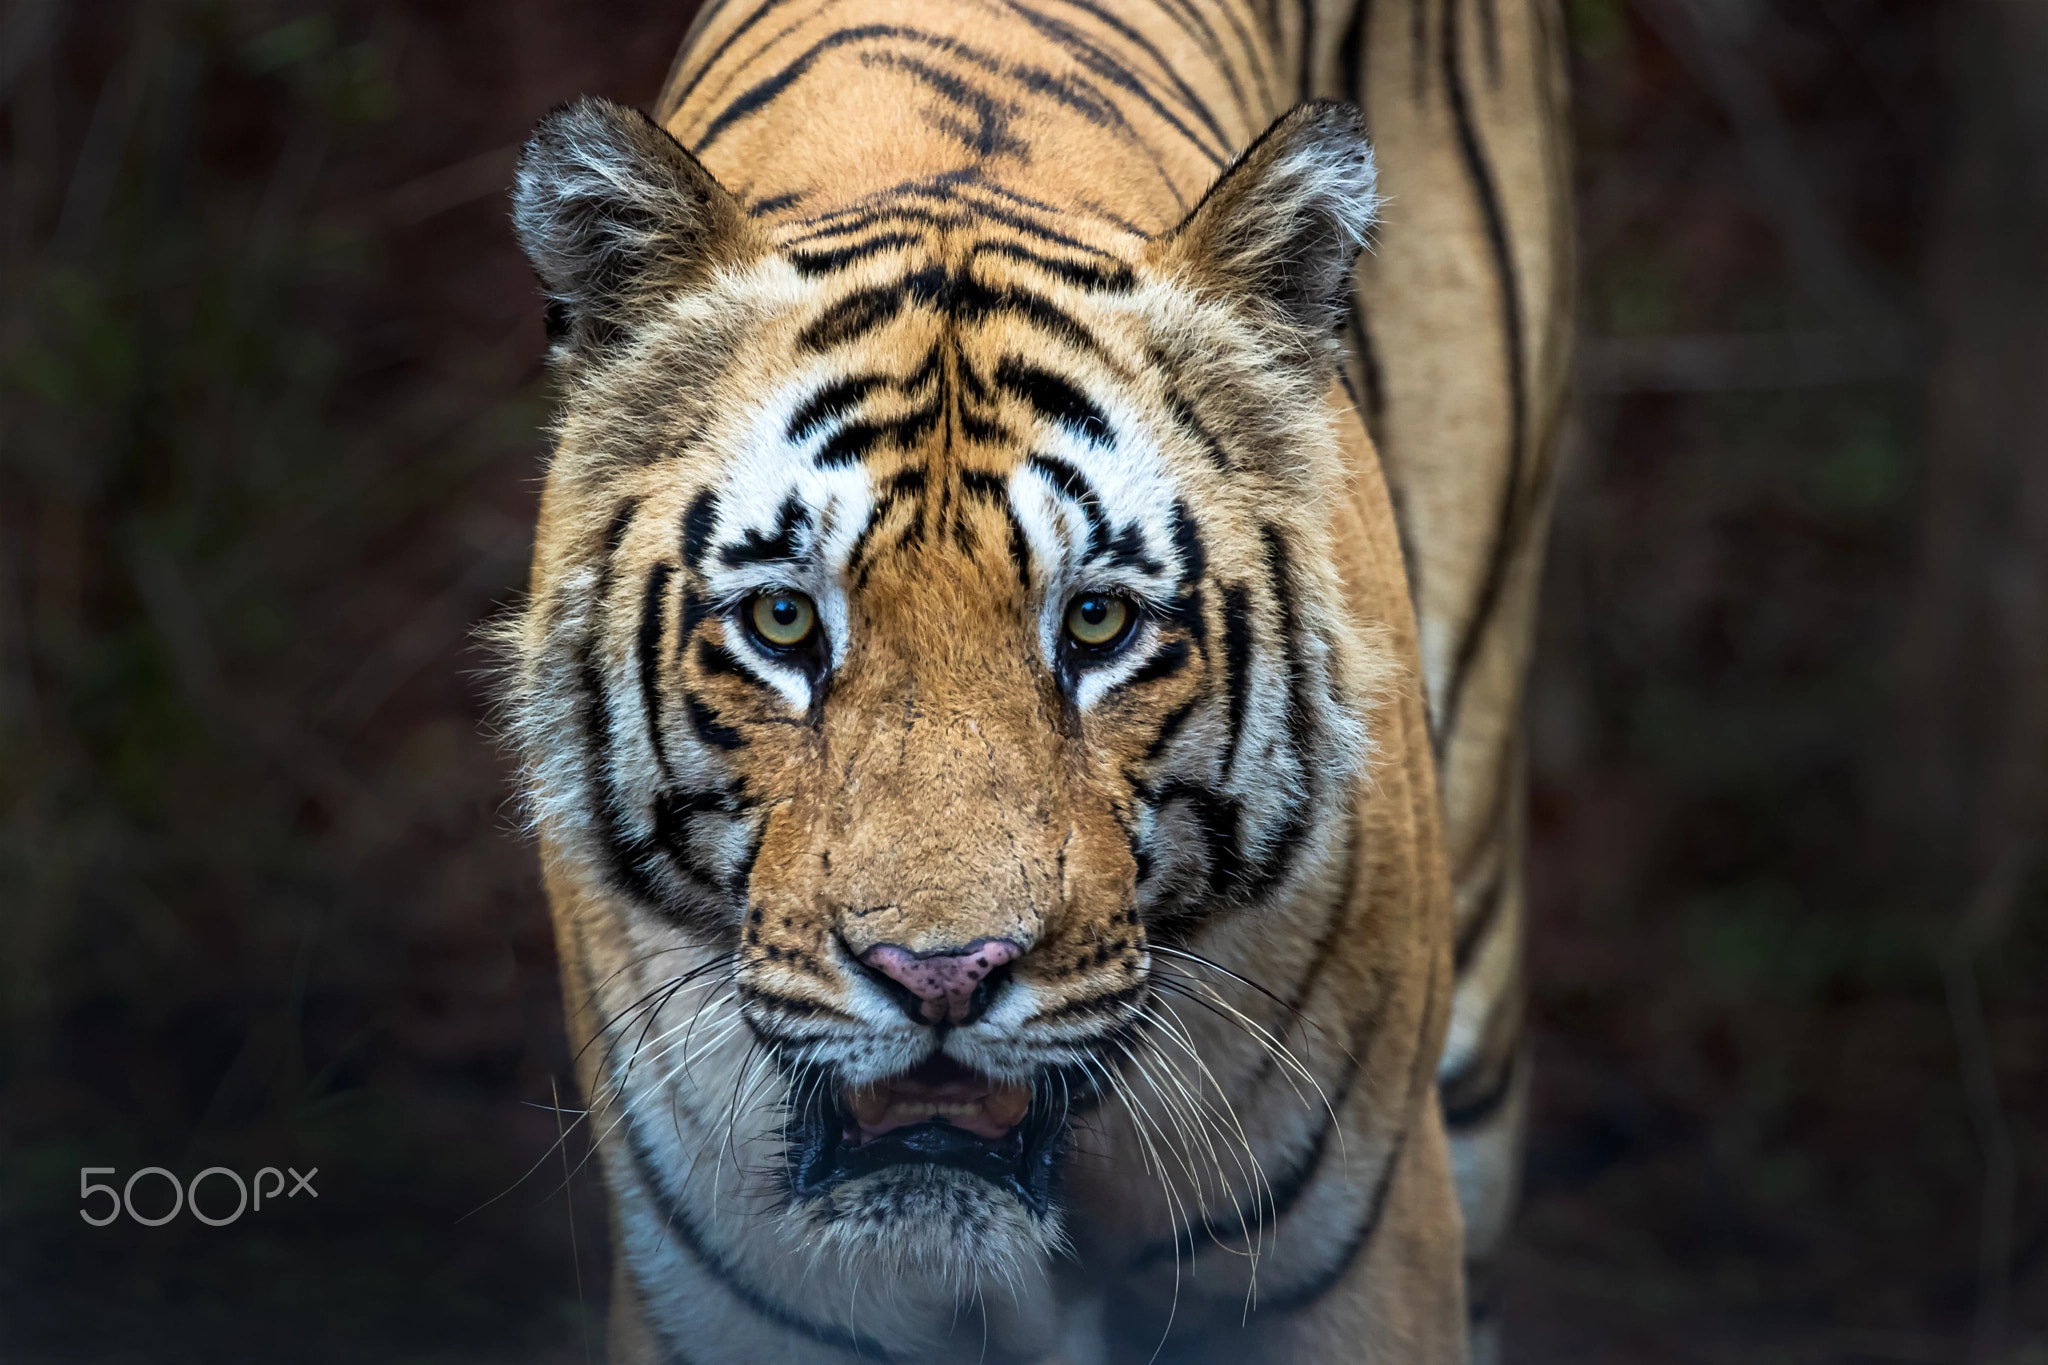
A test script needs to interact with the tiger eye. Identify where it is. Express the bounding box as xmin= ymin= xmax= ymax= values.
xmin=1064 ymin=593 xmax=1130 ymax=648
xmin=749 ymin=591 xmax=817 ymax=648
